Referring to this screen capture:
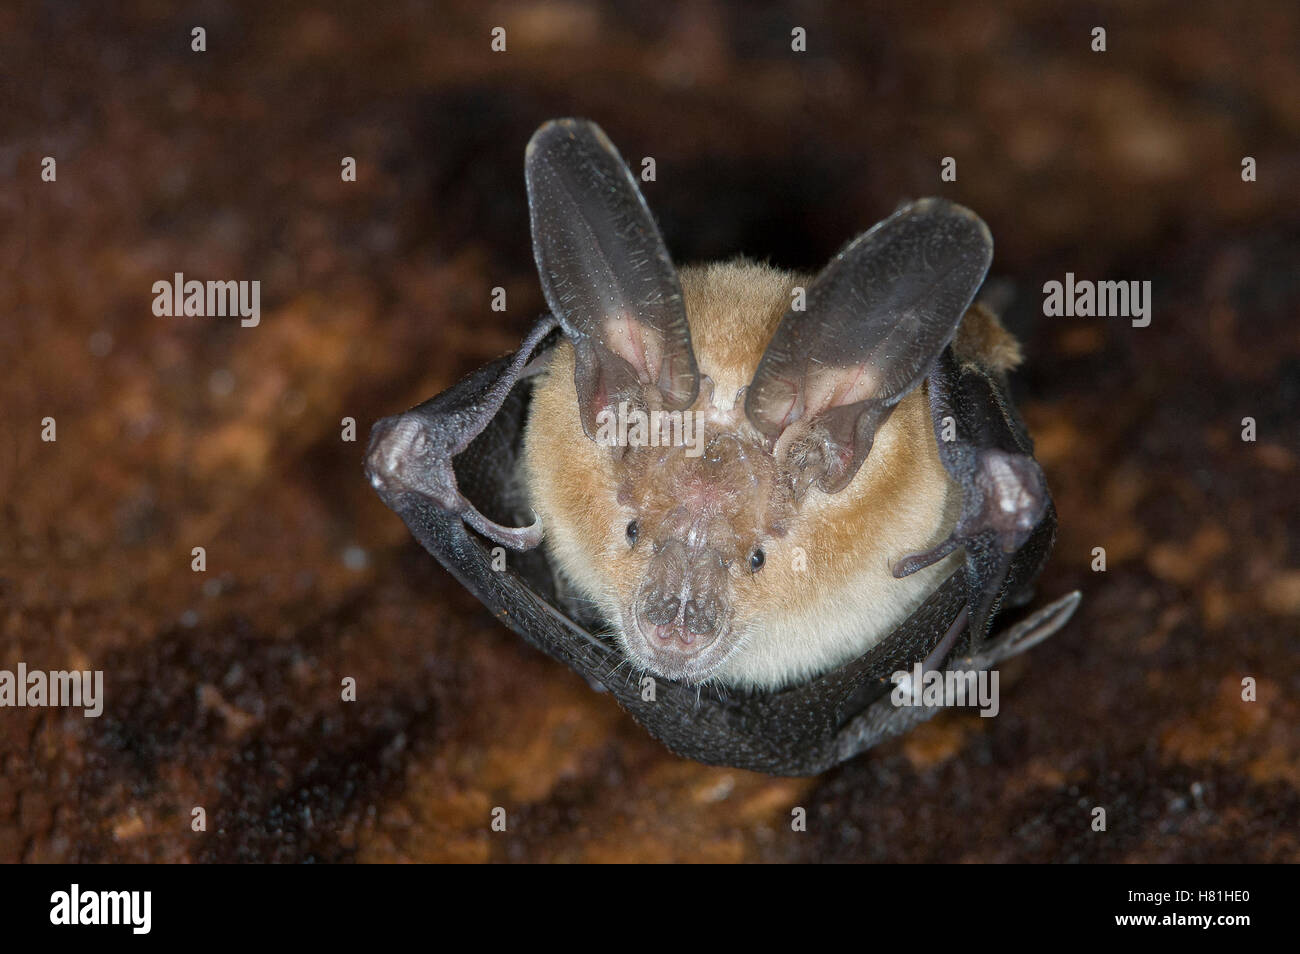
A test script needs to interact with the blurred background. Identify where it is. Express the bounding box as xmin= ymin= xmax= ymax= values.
xmin=2 ymin=0 xmax=1297 ymax=862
